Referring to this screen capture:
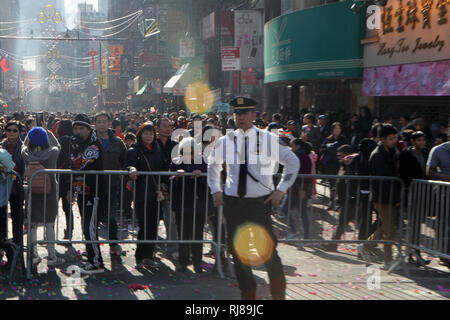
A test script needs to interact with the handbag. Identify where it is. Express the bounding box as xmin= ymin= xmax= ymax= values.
xmin=138 ymin=148 xmax=168 ymax=202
